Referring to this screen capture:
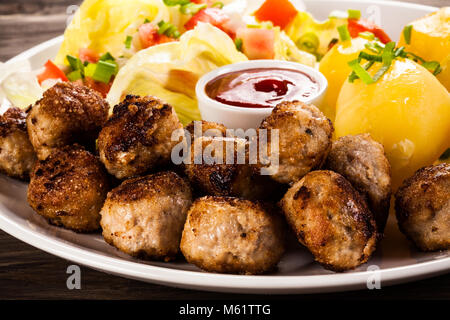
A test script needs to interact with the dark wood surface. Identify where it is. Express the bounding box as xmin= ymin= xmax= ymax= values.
xmin=1 ymin=0 xmax=449 ymax=300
